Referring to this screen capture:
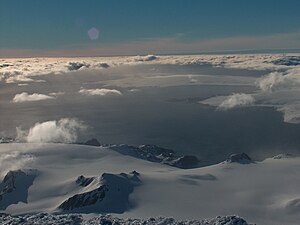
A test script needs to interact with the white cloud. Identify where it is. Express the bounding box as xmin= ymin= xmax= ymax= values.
xmin=17 ymin=118 xmax=86 ymax=143
xmin=79 ymin=88 xmax=122 ymax=96
xmin=12 ymin=92 xmax=55 ymax=103
xmin=17 ymin=83 xmax=29 ymax=86
xmin=256 ymin=69 xmax=300 ymax=92
xmin=256 ymin=72 xmax=285 ymax=92
xmin=277 ymin=104 xmax=300 ymax=124
xmin=218 ymin=93 xmax=255 ymax=110
xmin=49 ymin=92 xmax=65 ymax=97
